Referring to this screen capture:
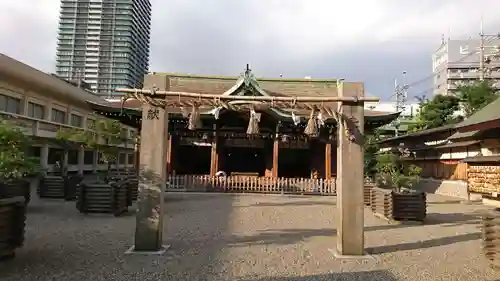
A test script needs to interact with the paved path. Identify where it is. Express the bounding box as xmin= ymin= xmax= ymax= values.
xmin=1 ymin=193 xmax=500 ymax=281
